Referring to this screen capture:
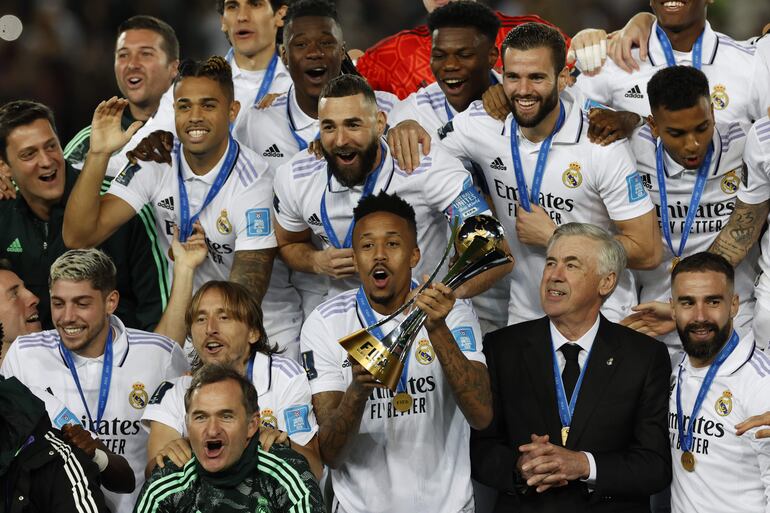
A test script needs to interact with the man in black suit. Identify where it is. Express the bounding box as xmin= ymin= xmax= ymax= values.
xmin=471 ymin=222 xmax=671 ymax=512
